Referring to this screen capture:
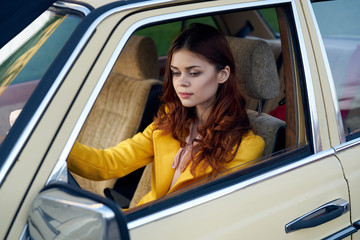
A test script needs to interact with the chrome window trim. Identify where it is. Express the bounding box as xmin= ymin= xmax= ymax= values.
xmin=46 ymin=158 xmax=68 ymax=184
xmin=55 ymin=0 xmax=322 ymax=229
xmin=49 ymin=0 xmax=323 ymax=231
xmin=307 ymin=0 xmax=346 ymax=143
xmin=42 ymin=1 xmax=92 ymax=184
xmin=0 ymin=2 xmax=92 ymax=186
xmin=56 ymin=0 xmax=292 ymax=184
xmin=128 ymin=148 xmax=334 ymax=229
xmin=291 ymin=0 xmax=321 ymax=153
xmin=53 ymin=1 xmax=92 ymax=16
xmin=19 ymin=224 xmax=29 ymax=240
xmin=334 ymin=137 xmax=360 ymax=153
